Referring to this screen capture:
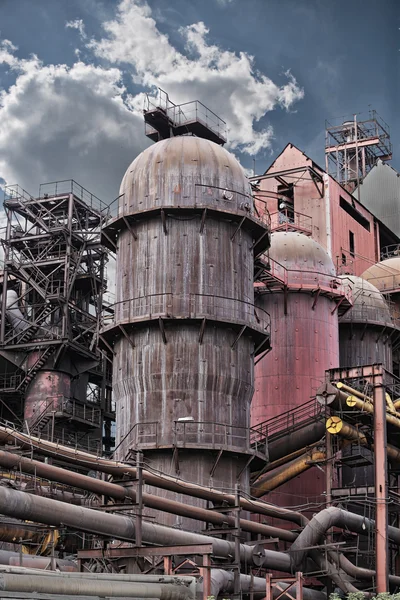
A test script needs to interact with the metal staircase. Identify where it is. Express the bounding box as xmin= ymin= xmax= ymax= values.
xmin=17 ymin=345 xmax=56 ymax=393
xmin=251 ymin=398 xmax=324 ymax=450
